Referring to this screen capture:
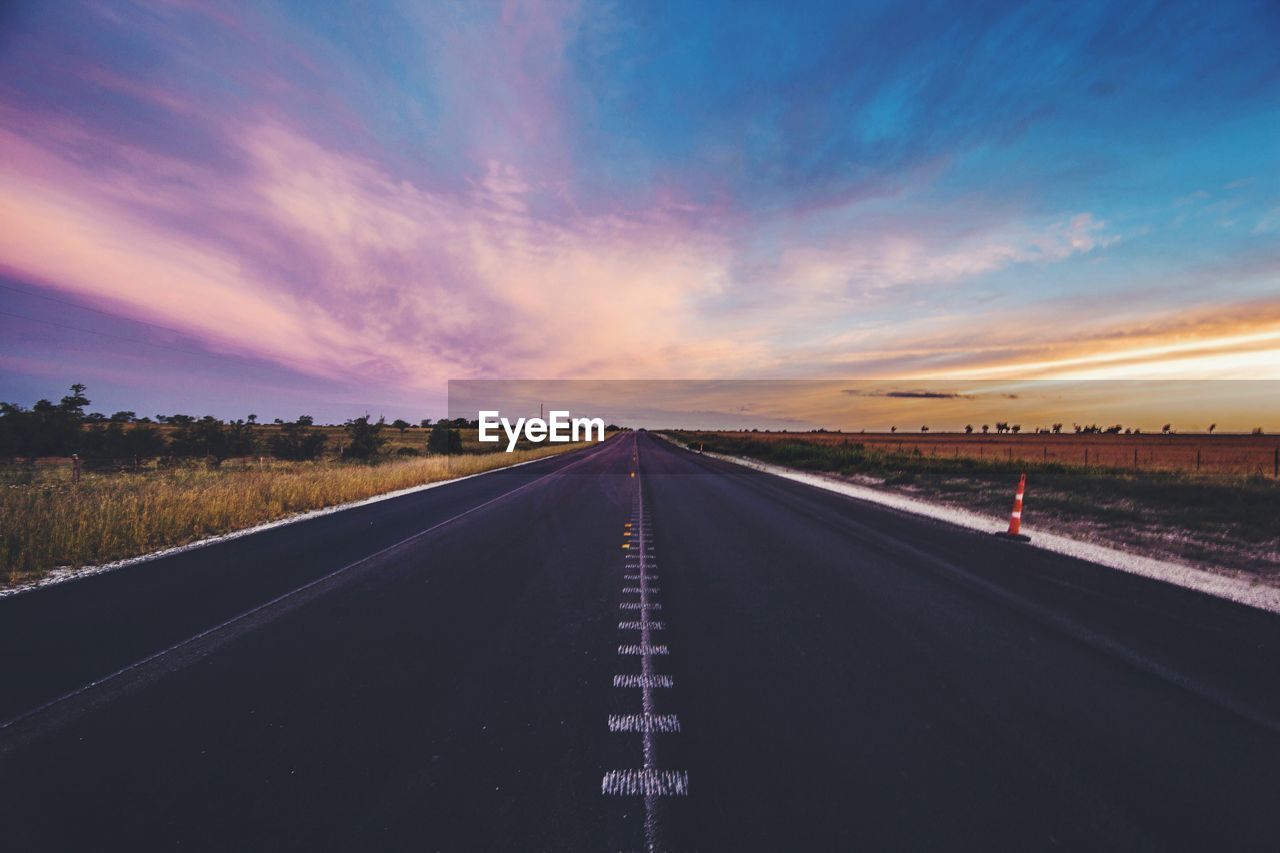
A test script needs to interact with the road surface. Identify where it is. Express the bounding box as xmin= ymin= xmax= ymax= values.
xmin=2 ymin=431 xmax=1278 ymax=850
